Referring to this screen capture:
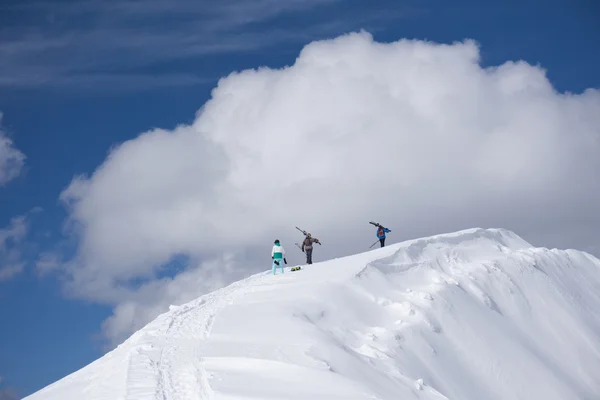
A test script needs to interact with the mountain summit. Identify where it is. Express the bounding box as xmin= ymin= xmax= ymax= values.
xmin=25 ymin=228 xmax=600 ymax=400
